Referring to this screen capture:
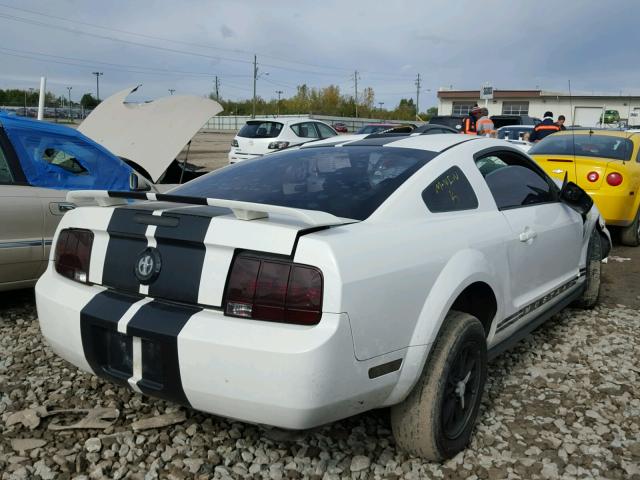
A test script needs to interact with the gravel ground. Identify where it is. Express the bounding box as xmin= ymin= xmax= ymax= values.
xmin=1 ymin=273 xmax=639 ymax=479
